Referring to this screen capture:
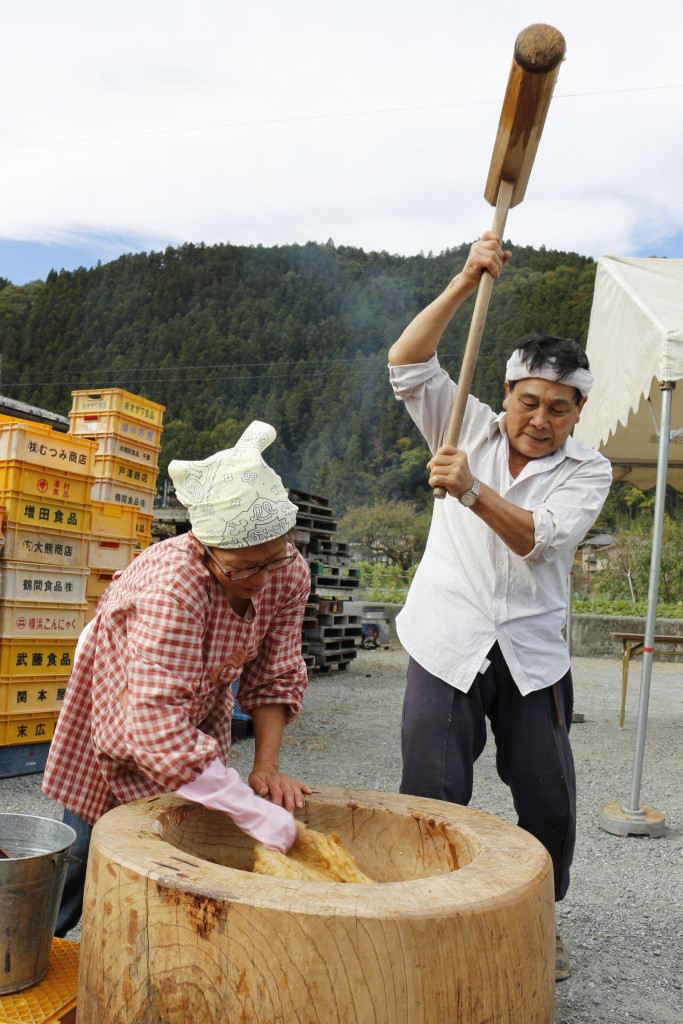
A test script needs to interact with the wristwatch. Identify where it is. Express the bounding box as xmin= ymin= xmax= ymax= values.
xmin=458 ymin=477 xmax=480 ymax=507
